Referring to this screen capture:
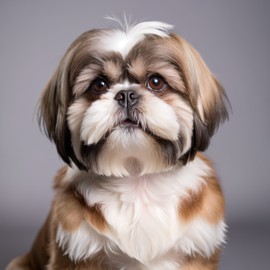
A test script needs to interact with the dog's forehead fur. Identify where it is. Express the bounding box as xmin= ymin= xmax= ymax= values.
xmin=100 ymin=21 xmax=173 ymax=56
xmin=68 ymin=22 xmax=171 ymax=68
xmin=69 ymin=21 xmax=173 ymax=73
xmin=72 ymin=35 xmax=187 ymax=98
